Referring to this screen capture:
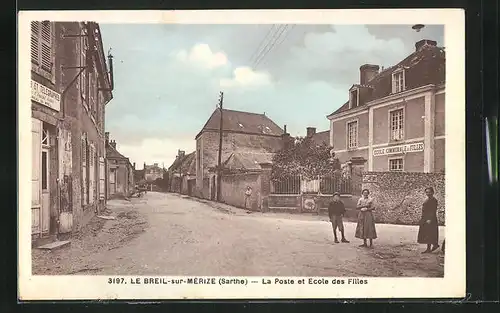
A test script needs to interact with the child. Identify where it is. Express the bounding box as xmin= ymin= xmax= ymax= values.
xmin=328 ymin=192 xmax=350 ymax=243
